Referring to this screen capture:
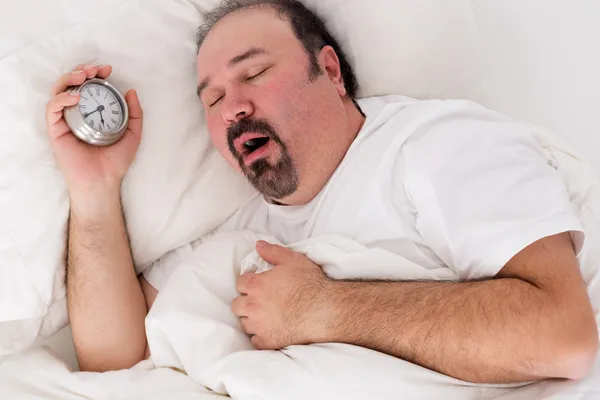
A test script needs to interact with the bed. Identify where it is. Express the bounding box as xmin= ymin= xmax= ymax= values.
xmin=1 ymin=0 xmax=599 ymax=398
